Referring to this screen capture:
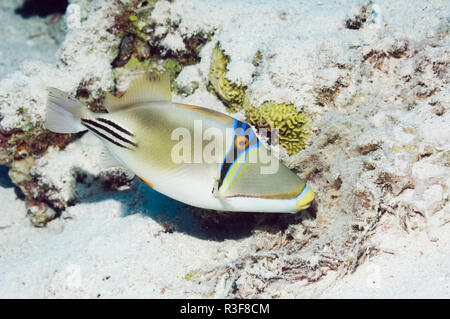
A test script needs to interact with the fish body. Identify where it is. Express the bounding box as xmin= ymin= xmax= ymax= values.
xmin=45 ymin=74 xmax=314 ymax=213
